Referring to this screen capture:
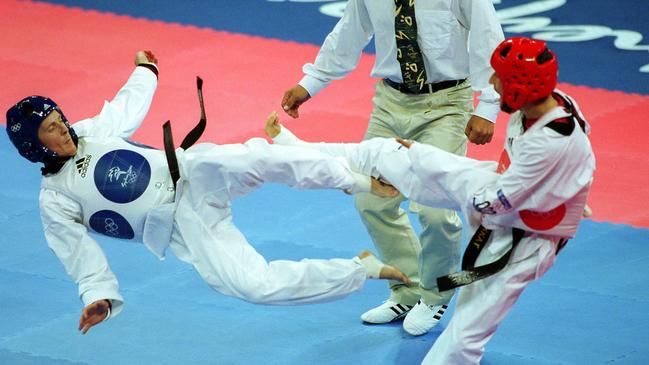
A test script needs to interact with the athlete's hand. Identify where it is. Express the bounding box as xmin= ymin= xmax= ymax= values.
xmin=78 ymin=299 xmax=111 ymax=334
xmin=264 ymin=111 xmax=282 ymax=138
xmin=134 ymin=50 xmax=158 ymax=66
xmin=281 ymin=85 xmax=311 ymax=118
xmin=371 ymin=177 xmax=399 ymax=198
xmin=465 ymin=115 xmax=494 ymax=145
